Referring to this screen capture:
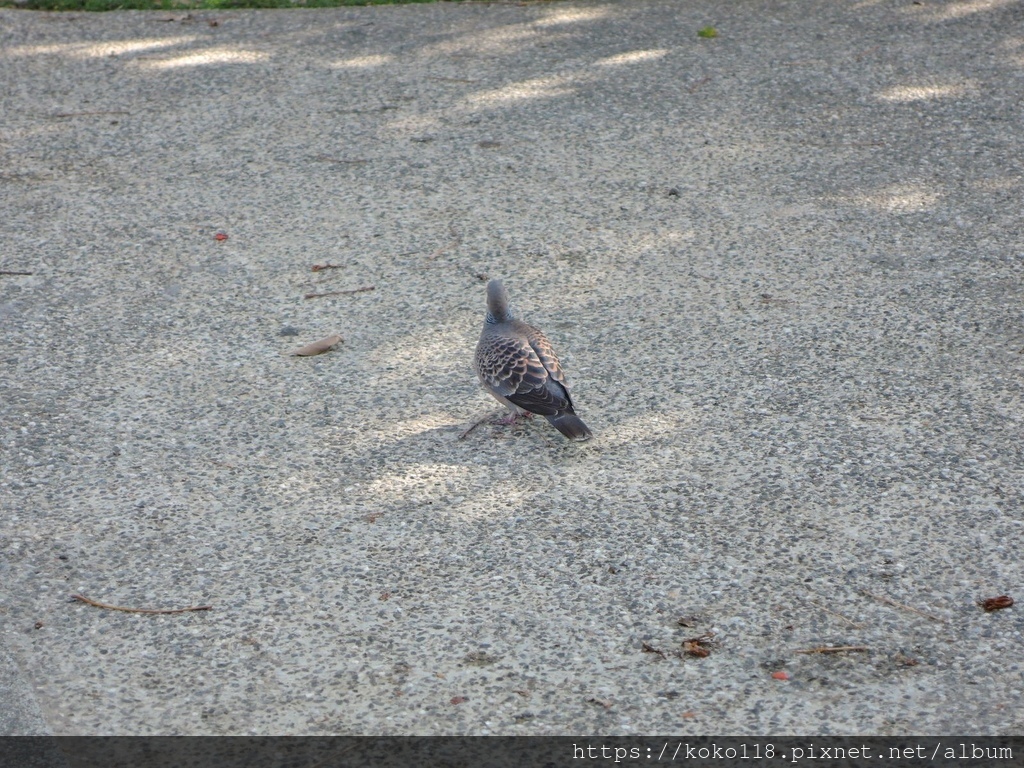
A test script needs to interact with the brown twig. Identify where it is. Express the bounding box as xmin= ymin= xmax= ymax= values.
xmin=310 ymin=263 xmax=343 ymax=272
xmin=458 ymin=414 xmax=492 ymax=440
xmin=52 ymin=110 xmax=130 ymax=118
xmin=854 ymin=45 xmax=881 ymax=62
xmin=0 ymin=271 xmax=33 ymax=276
xmin=798 ymin=141 xmax=886 ymax=148
xmin=426 ymin=242 xmax=458 ymax=261
xmin=304 ymin=286 xmax=375 ymax=299
xmin=859 ymin=589 xmax=945 ymax=622
xmin=796 ymin=646 xmax=869 ymax=655
xmin=425 ymin=224 xmax=463 ymax=262
xmin=71 ymin=594 xmax=211 ymax=614
xmin=641 ymin=641 xmax=667 ymax=659
xmin=428 ymin=76 xmax=479 ymax=84
xmin=686 ymin=76 xmax=711 ymax=93
xmin=312 ymin=155 xmax=369 ymax=165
